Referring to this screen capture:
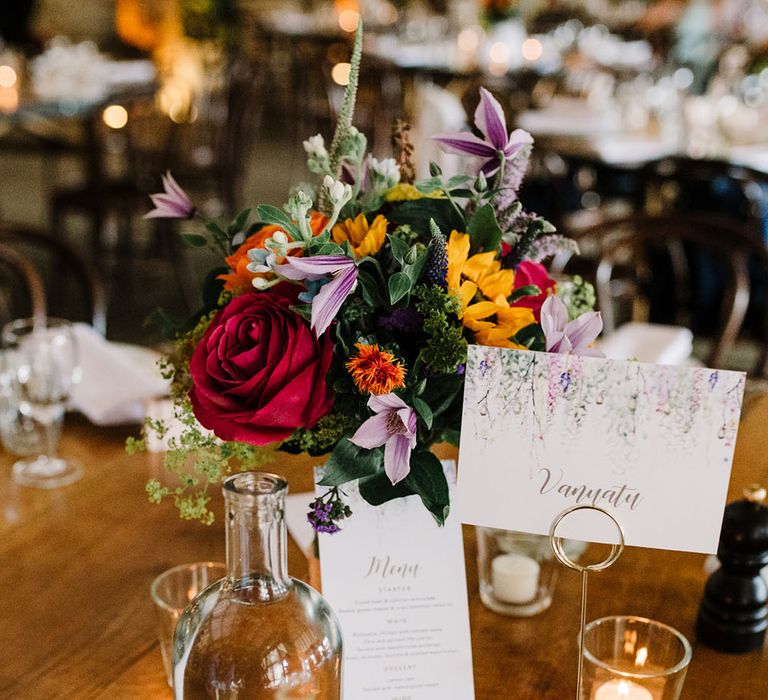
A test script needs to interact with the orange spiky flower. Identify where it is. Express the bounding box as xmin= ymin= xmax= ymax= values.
xmin=346 ymin=343 xmax=407 ymax=396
